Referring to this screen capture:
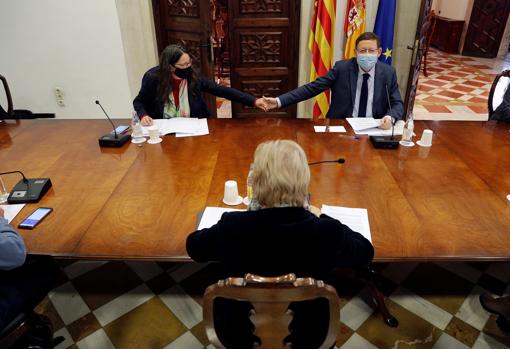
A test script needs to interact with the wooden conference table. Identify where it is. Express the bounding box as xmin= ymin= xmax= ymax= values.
xmin=1 ymin=118 xmax=510 ymax=262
